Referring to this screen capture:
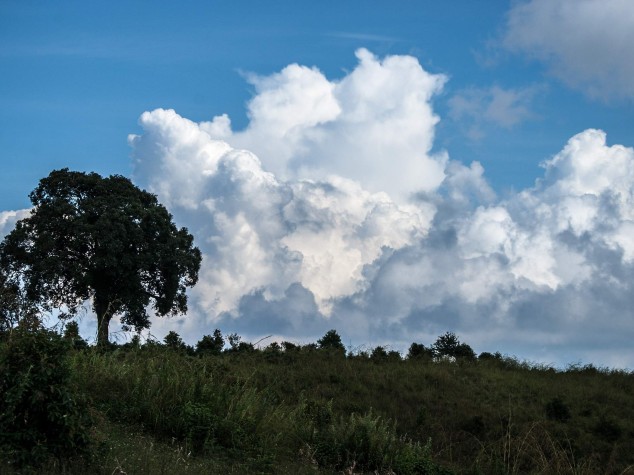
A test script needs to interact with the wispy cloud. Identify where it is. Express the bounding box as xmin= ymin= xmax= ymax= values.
xmin=448 ymin=85 xmax=541 ymax=140
xmin=326 ymin=32 xmax=402 ymax=43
